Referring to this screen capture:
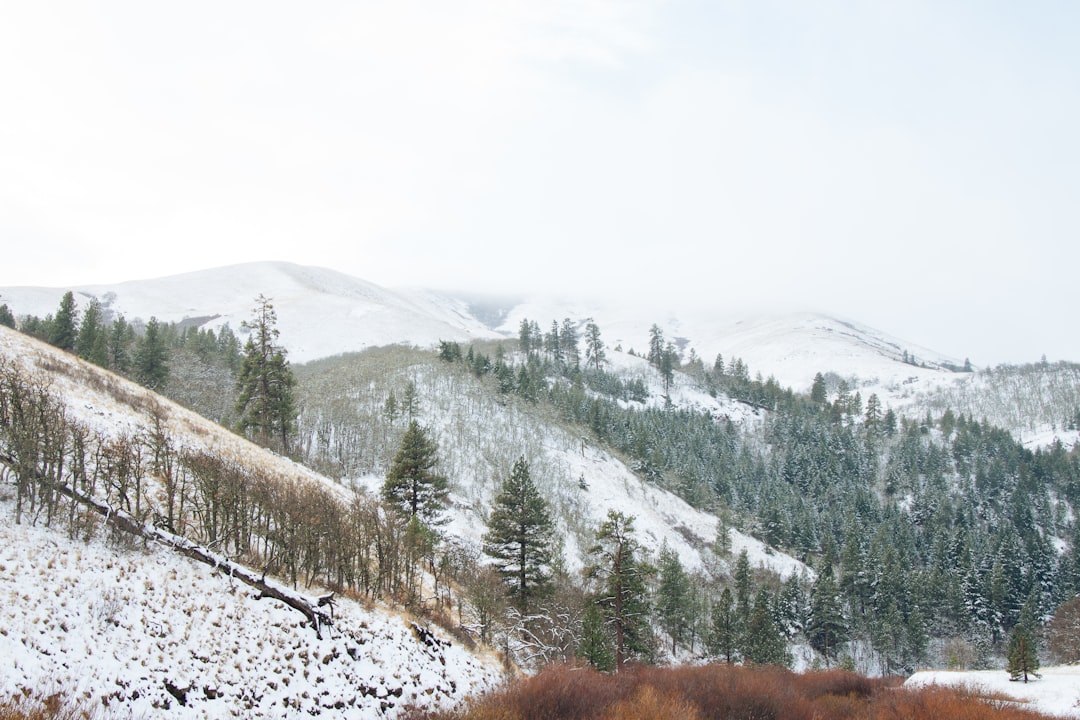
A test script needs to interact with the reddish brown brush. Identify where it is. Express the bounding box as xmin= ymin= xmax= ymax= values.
xmin=412 ymin=663 xmax=1061 ymax=720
